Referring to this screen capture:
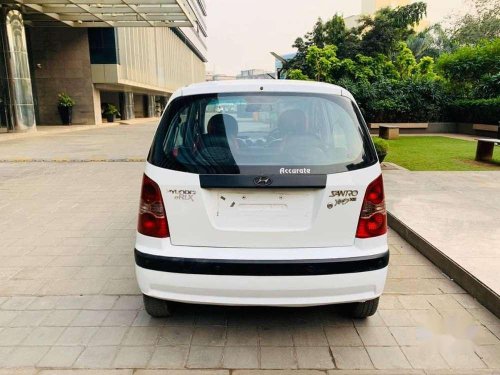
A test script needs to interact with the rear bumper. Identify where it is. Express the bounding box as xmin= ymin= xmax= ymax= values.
xmin=135 ymin=250 xmax=389 ymax=306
